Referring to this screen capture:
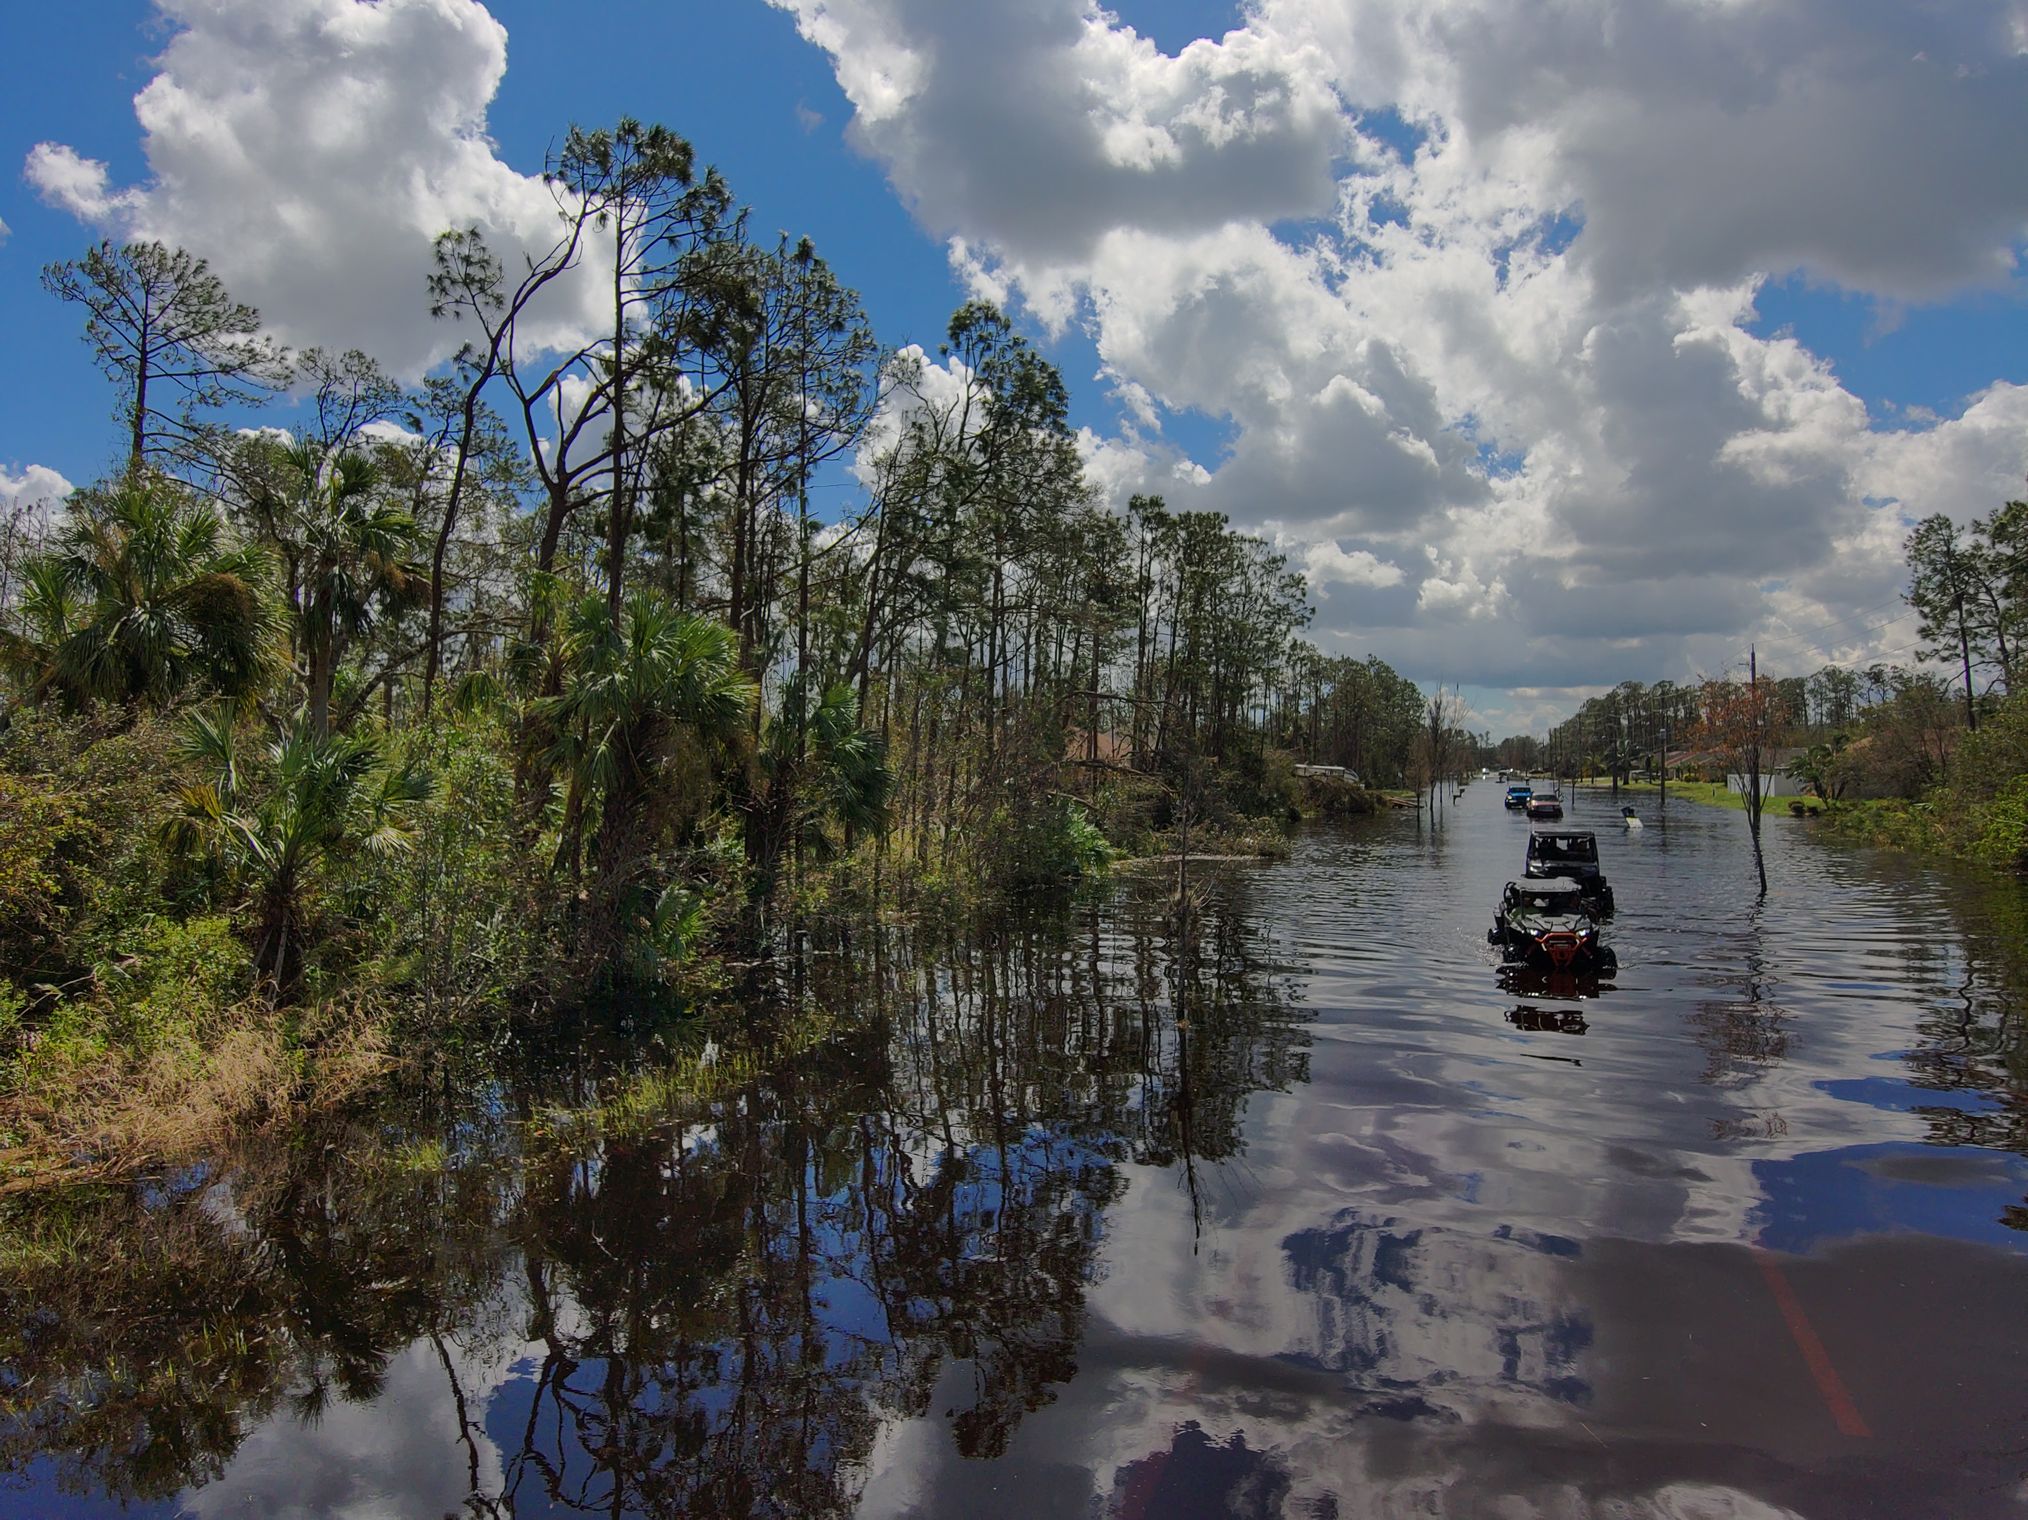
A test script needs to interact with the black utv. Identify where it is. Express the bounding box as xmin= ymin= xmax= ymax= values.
xmin=1488 ymin=878 xmax=1618 ymax=975
xmin=1523 ymin=829 xmax=1614 ymax=915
